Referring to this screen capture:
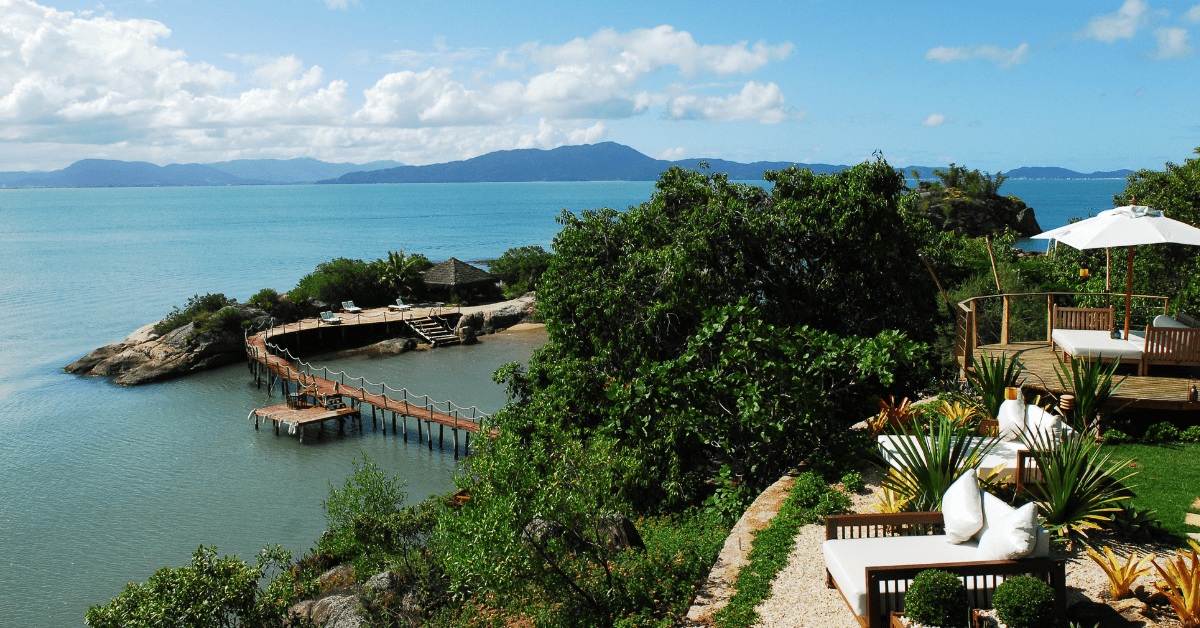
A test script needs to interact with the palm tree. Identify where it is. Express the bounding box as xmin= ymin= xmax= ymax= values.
xmin=378 ymin=250 xmax=426 ymax=298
